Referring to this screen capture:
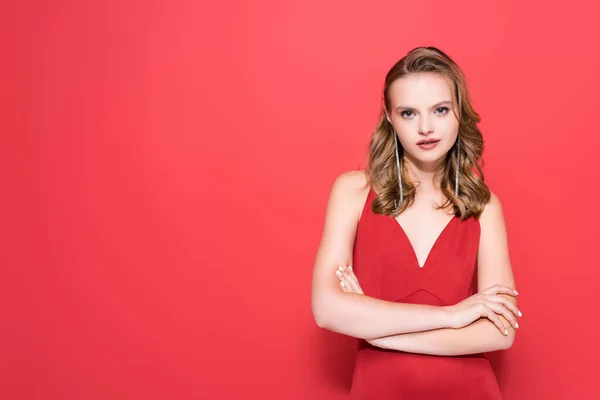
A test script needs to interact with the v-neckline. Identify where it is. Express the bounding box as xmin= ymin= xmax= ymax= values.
xmin=393 ymin=212 xmax=457 ymax=270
